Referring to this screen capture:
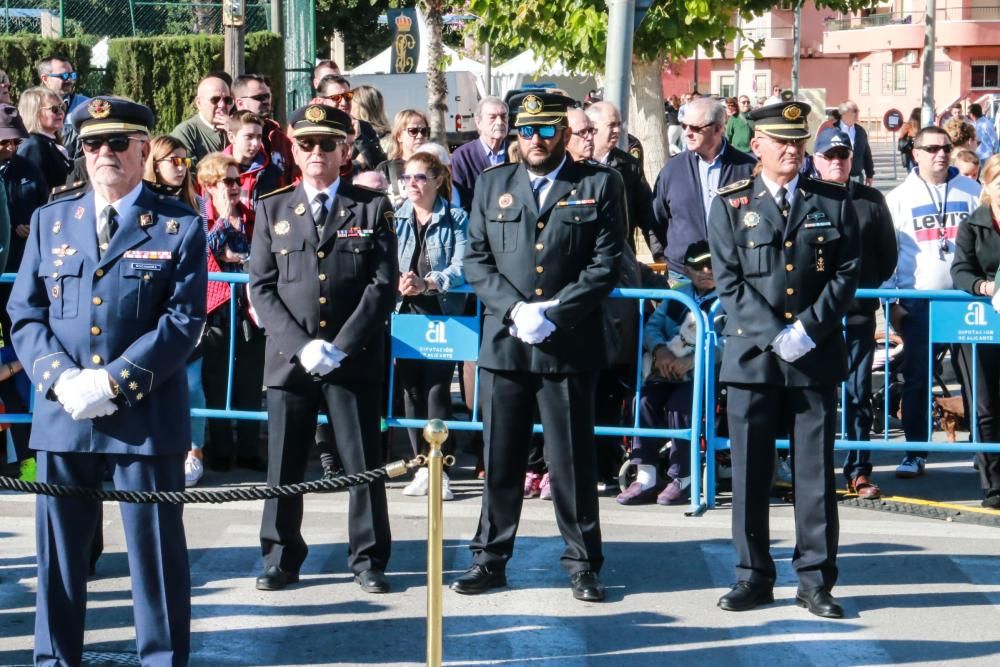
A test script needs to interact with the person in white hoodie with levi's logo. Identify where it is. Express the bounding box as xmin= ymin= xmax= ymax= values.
xmin=883 ymin=125 xmax=982 ymax=479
